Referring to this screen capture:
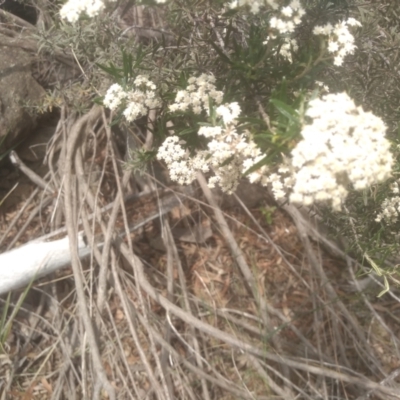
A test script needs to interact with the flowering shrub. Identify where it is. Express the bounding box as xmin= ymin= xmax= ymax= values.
xmin=158 ymin=99 xmax=266 ymax=193
xmin=60 ymin=0 xmax=117 ymax=23
xmin=60 ymin=0 xmax=166 ymax=22
xmin=281 ymin=93 xmax=392 ymax=210
xmin=168 ymin=74 xmax=224 ymax=114
xmin=103 ymin=76 xmax=161 ymax=122
xmin=52 ymin=0 xmax=400 ymax=282
xmin=57 ymin=0 xmax=394 ymax=199
xmin=268 ymin=0 xmax=306 ymax=35
xmin=313 ymin=18 xmax=362 ymax=66
xmin=375 ymin=182 xmax=400 ymax=225
xmin=159 ymin=87 xmax=393 ymax=212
